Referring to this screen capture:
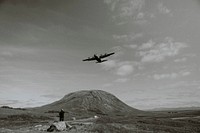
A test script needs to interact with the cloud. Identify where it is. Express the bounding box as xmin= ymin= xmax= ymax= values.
xmin=153 ymin=73 xmax=178 ymax=80
xmin=181 ymin=71 xmax=191 ymax=76
xmin=111 ymin=46 xmax=125 ymax=57
xmin=40 ymin=94 xmax=60 ymax=99
xmin=0 ymin=46 xmax=39 ymax=58
xmin=104 ymin=0 xmax=145 ymax=24
xmin=102 ymin=78 xmax=129 ymax=88
xmin=0 ymin=0 xmax=43 ymax=5
xmin=137 ymin=12 xmax=145 ymax=19
xmin=116 ymin=64 xmax=134 ymax=76
xmin=113 ymin=33 xmax=143 ymax=42
xmin=174 ymin=57 xmax=187 ymax=62
xmin=0 ymin=100 xmax=20 ymax=106
xmin=138 ymin=37 xmax=187 ymax=62
xmin=112 ymin=46 xmax=122 ymax=51
xmin=104 ymin=0 xmax=120 ymax=11
xmin=124 ymin=44 xmax=138 ymax=49
xmin=102 ymin=83 xmax=113 ymax=88
xmin=118 ymin=0 xmax=145 ymax=18
xmin=153 ymin=70 xmax=191 ymax=80
xmin=115 ymin=78 xmax=129 ymax=83
xmin=138 ymin=40 xmax=155 ymax=50
xmin=1 ymin=51 xmax=13 ymax=57
xmin=158 ymin=2 xmax=171 ymax=15
xmin=100 ymin=60 xmax=117 ymax=70
xmin=101 ymin=60 xmax=136 ymax=76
